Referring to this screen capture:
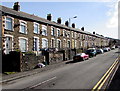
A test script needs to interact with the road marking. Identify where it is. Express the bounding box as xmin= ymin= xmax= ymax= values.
xmin=28 ymin=76 xmax=57 ymax=89
xmin=92 ymin=58 xmax=119 ymax=90
xmin=98 ymin=61 xmax=118 ymax=89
